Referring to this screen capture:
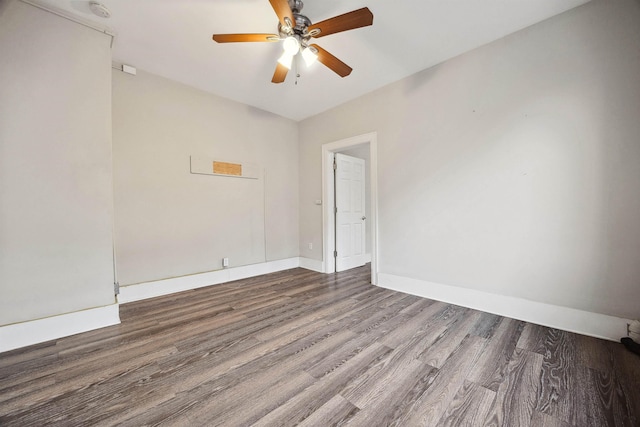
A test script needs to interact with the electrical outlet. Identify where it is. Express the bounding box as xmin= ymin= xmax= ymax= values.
xmin=222 ymin=257 xmax=229 ymax=268
xmin=308 ymin=243 xmax=313 ymax=250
